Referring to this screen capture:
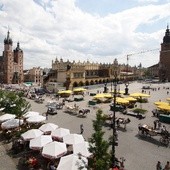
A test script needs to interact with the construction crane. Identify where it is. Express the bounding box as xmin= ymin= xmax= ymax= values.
xmin=124 ymin=48 xmax=160 ymax=95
